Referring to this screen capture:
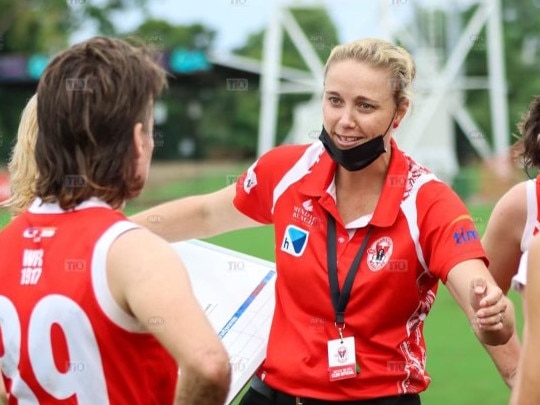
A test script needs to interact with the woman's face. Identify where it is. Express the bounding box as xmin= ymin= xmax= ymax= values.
xmin=322 ymin=59 xmax=408 ymax=151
